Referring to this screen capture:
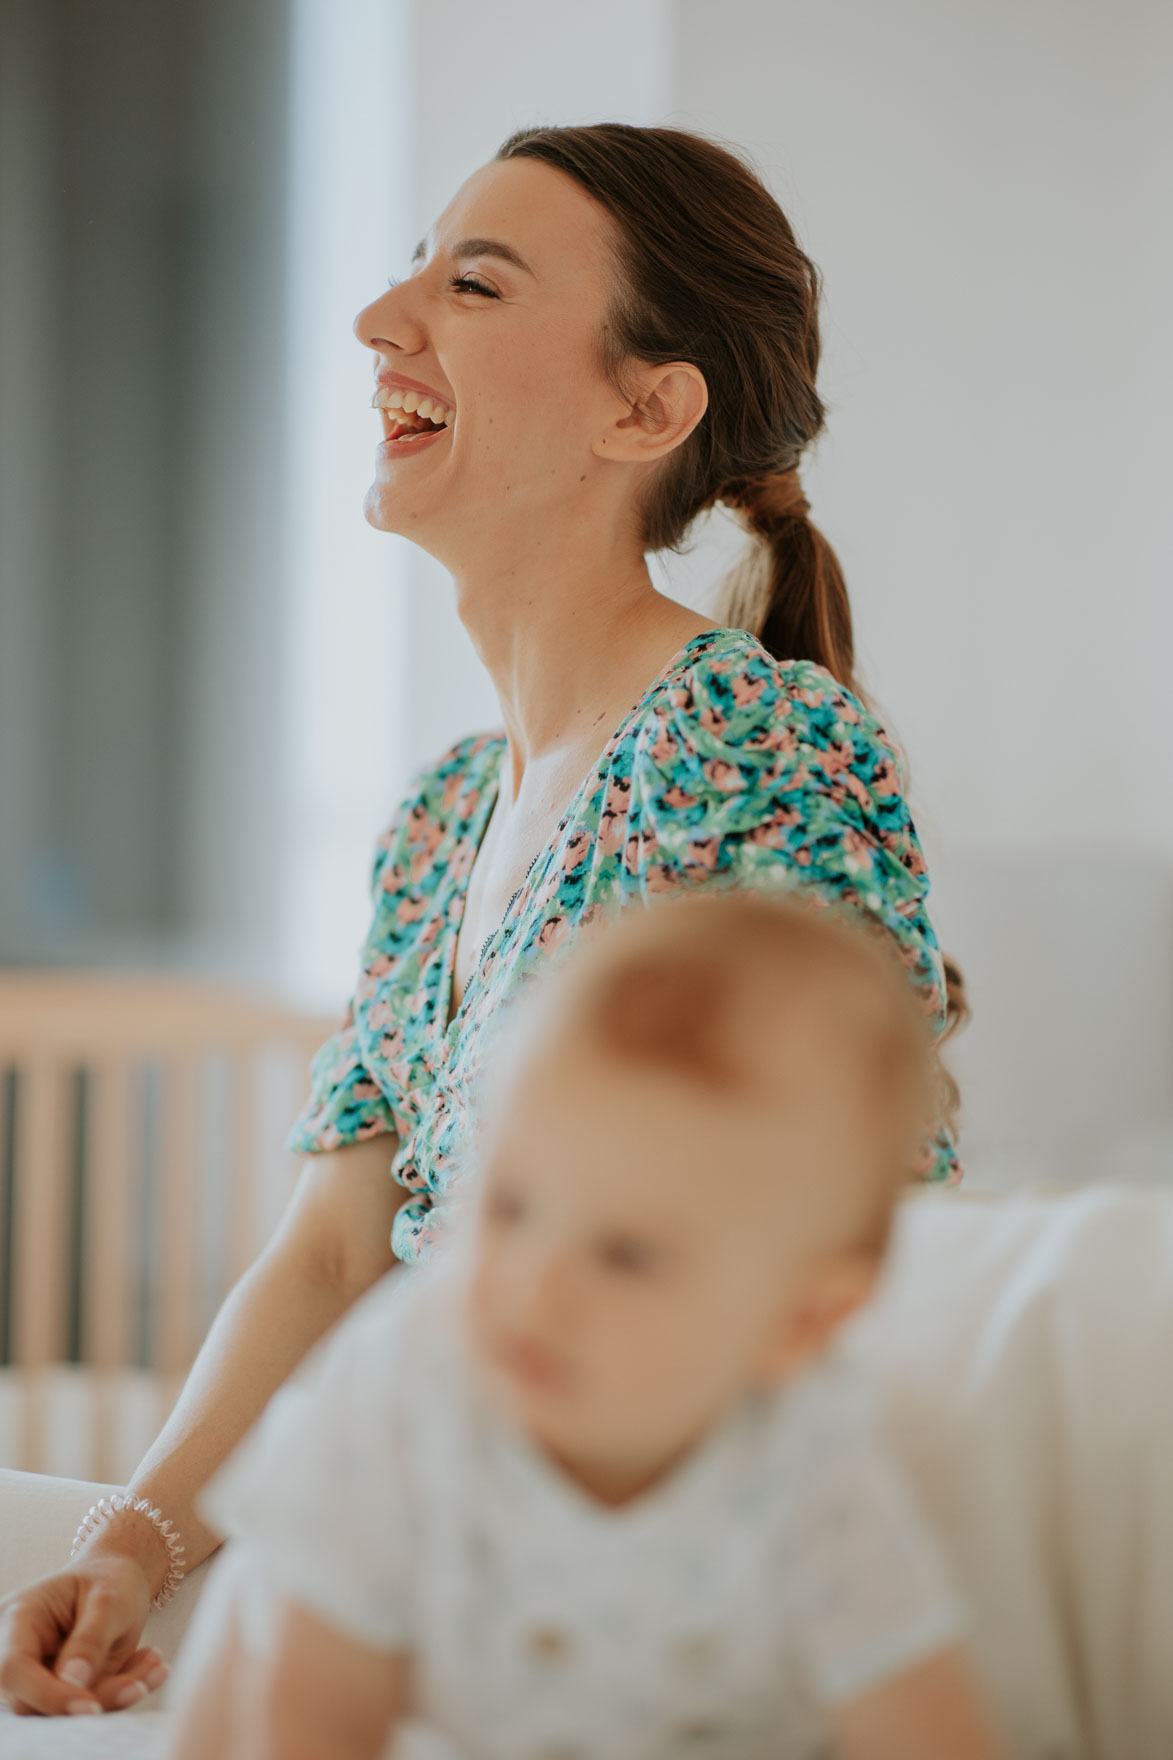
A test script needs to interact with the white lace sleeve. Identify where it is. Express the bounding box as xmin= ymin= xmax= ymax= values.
xmin=198 ymin=1267 xmax=437 ymax=1654
xmin=782 ymin=1362 xmax=967 ymax=1706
